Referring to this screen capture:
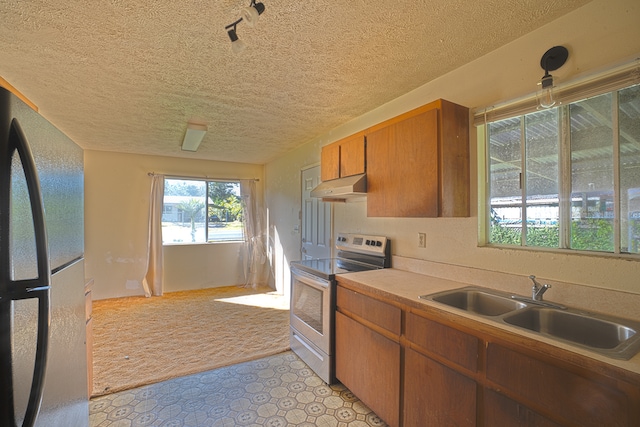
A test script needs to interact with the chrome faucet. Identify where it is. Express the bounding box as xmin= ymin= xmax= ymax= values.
xmin=529 ymin=275 xmax=551 ymax=301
